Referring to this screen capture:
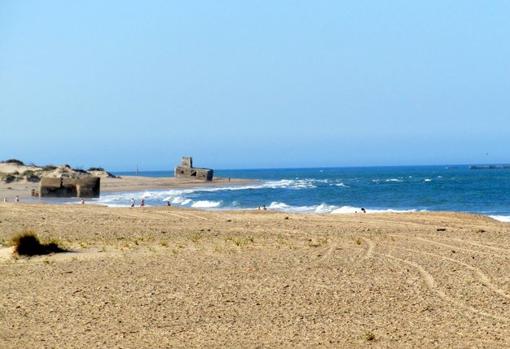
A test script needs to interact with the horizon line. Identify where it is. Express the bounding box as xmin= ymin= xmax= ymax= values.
xmin=112 ymin=162 xmax=510 ymax=173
